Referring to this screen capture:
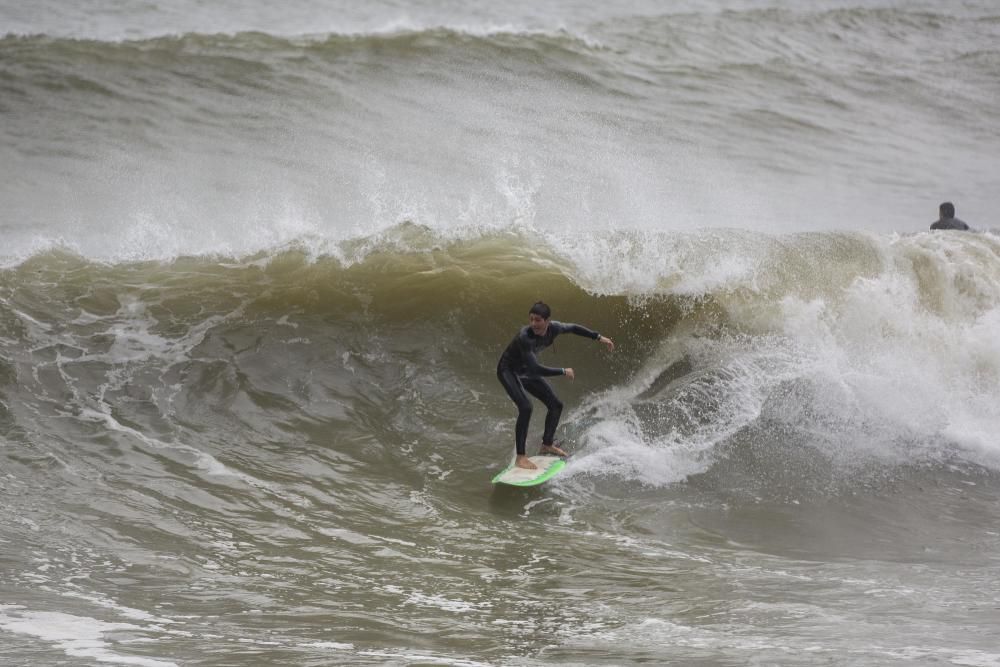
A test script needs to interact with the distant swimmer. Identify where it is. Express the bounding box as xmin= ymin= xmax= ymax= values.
xmin=930 ymin=202 xmax=971 ymax=231
xmin=496 ymin=301 xmax=614 ymax=470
